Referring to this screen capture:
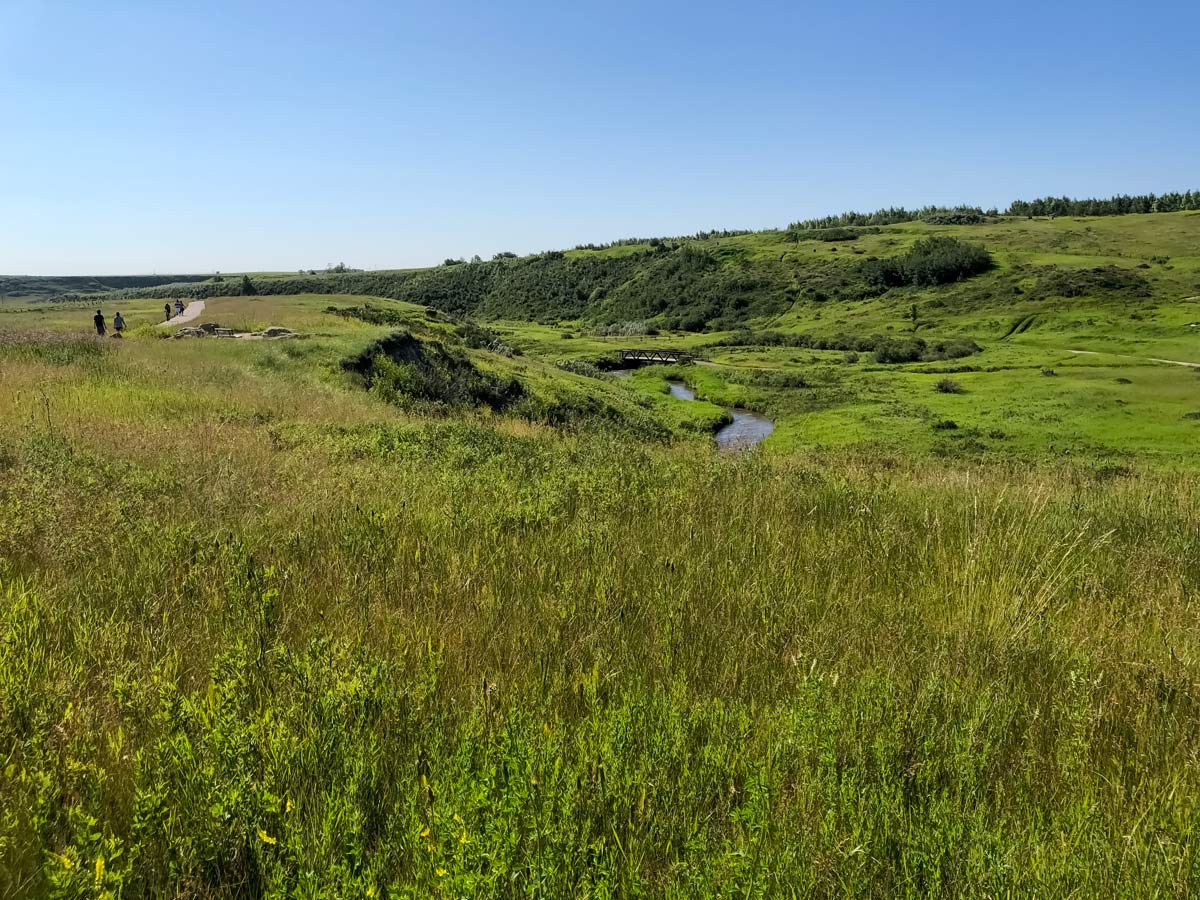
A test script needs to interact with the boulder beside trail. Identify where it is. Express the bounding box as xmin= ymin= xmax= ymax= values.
xmin=172 ymin=323 xmax=301 ymax=340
